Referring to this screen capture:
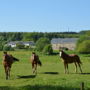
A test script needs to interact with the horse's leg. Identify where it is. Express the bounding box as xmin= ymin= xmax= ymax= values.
xmin=4 ymin=66 xmax=8 ymax=80
xmin=77 ymin=63 xmax=82 ymax=73
xmin=8 ymin=67 xmax=11 ymax=79
xmin=66 ymin=64 xmax=69 ymax=74
xmin=34 ymin=64 xmax=37 ymax=74
xmin=74 ymin=62 xmax=77 ymax=73
xmin=32 ymin=63 xmax=35 ymax=74
xmin=5 ymin=66 xmax=8 ymax=80
xmin=64 ymin=62 xmax=67 ymax=74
